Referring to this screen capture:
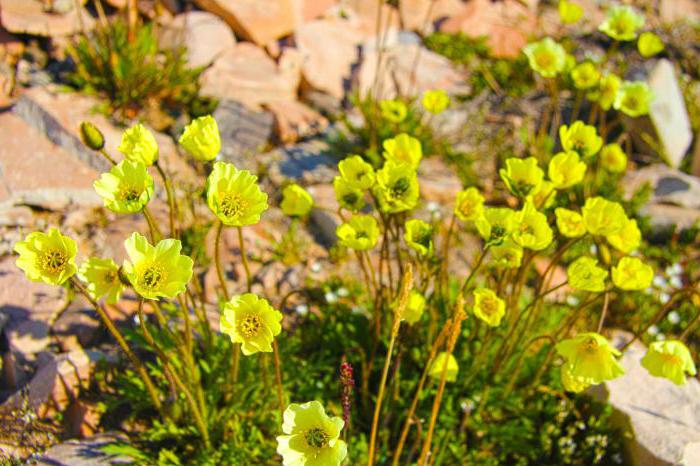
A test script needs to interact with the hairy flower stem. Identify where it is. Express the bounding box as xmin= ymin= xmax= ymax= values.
xmin=418 ymin=297 xmax=466 ymax=465
xmin=597 ymin=291 xmax=611 ymax=332
xmin=459 ymin=247 xmax=488 ymax=295
xmin=367 ymin=266 xmax=412 ymax=466
xmin=214 ymin=222 xmax=230 ymax=301
xmin=99 ymin=148 xmax=117 ymax=165
xmin=71 ymin=279 xmax=163 ymax=412
xmin=237 ymin=226 xmax=252 ymax=293
xmin=154 ymin=161 xmax=177 ymax=238
xmin=137 ymin=299 xmax=210 ymax=448
xmin=272 ymin=340 xmax=285 ymax=418
xmin=142 ymin=207 xmax=162 ymax=243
